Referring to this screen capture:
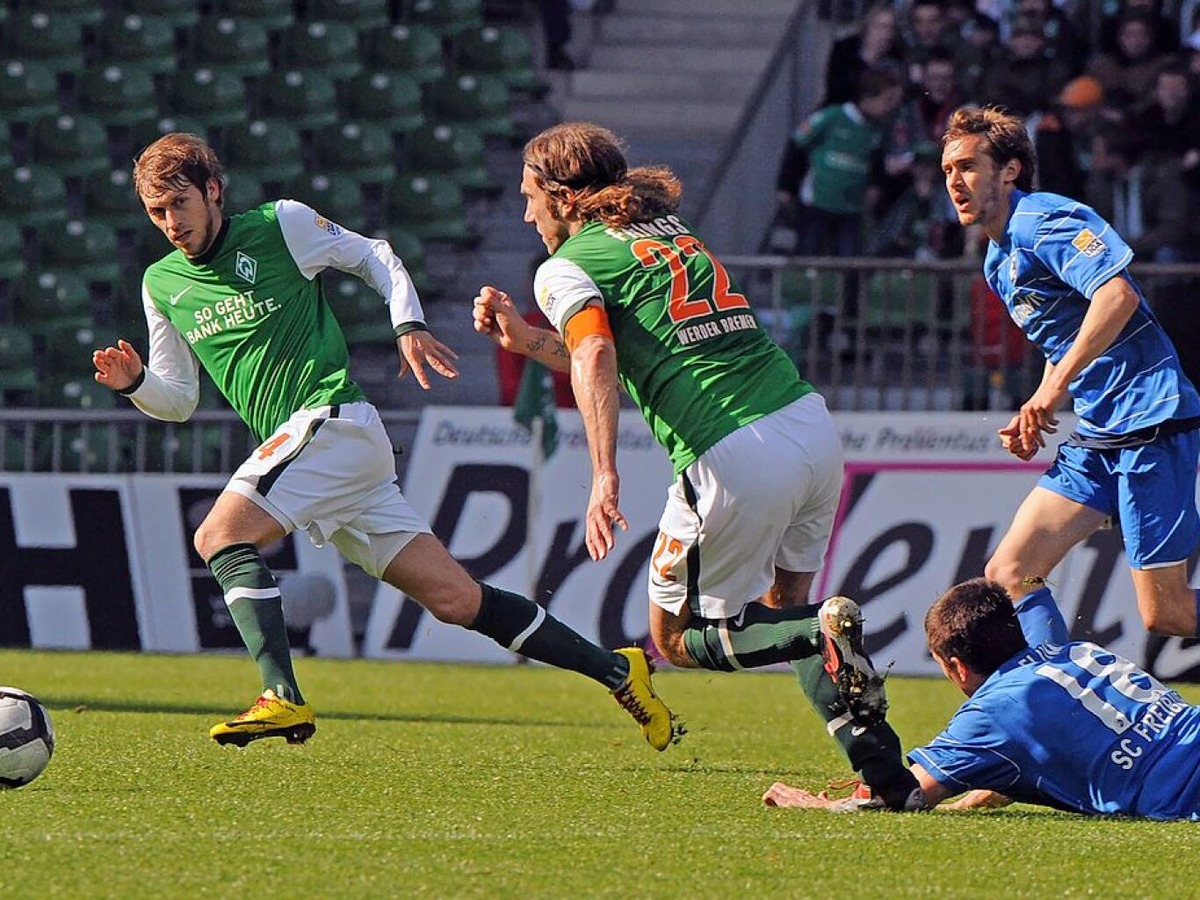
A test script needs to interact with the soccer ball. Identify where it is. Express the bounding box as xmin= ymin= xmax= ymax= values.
xmin=0 ymin=687 xmax=54 ymax=788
